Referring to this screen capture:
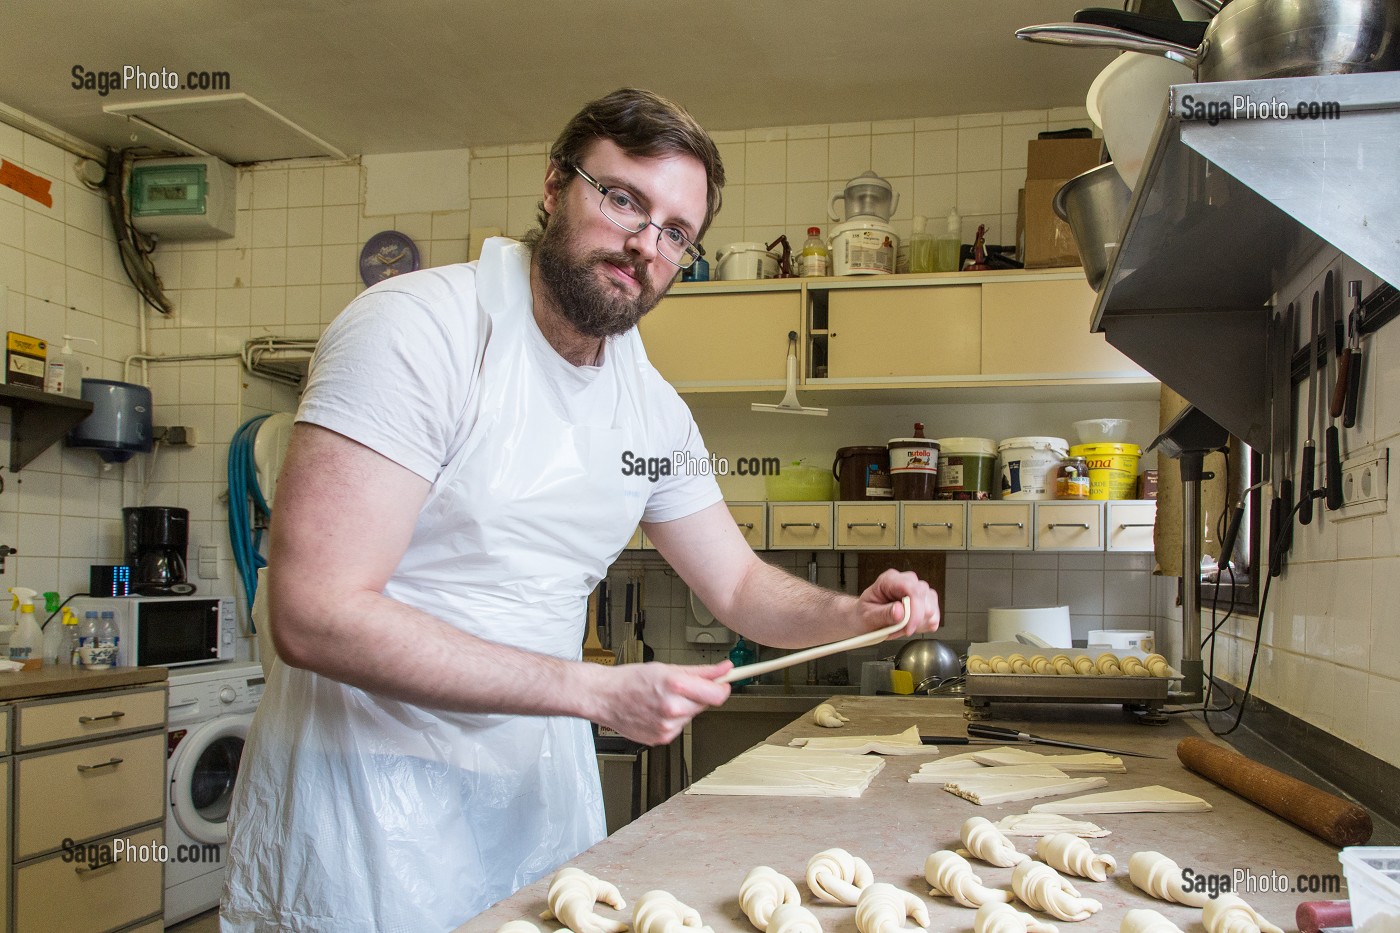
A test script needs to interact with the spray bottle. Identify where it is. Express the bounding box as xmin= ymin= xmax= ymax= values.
xmin=8 ymin=587 xmax=43 ymax=666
